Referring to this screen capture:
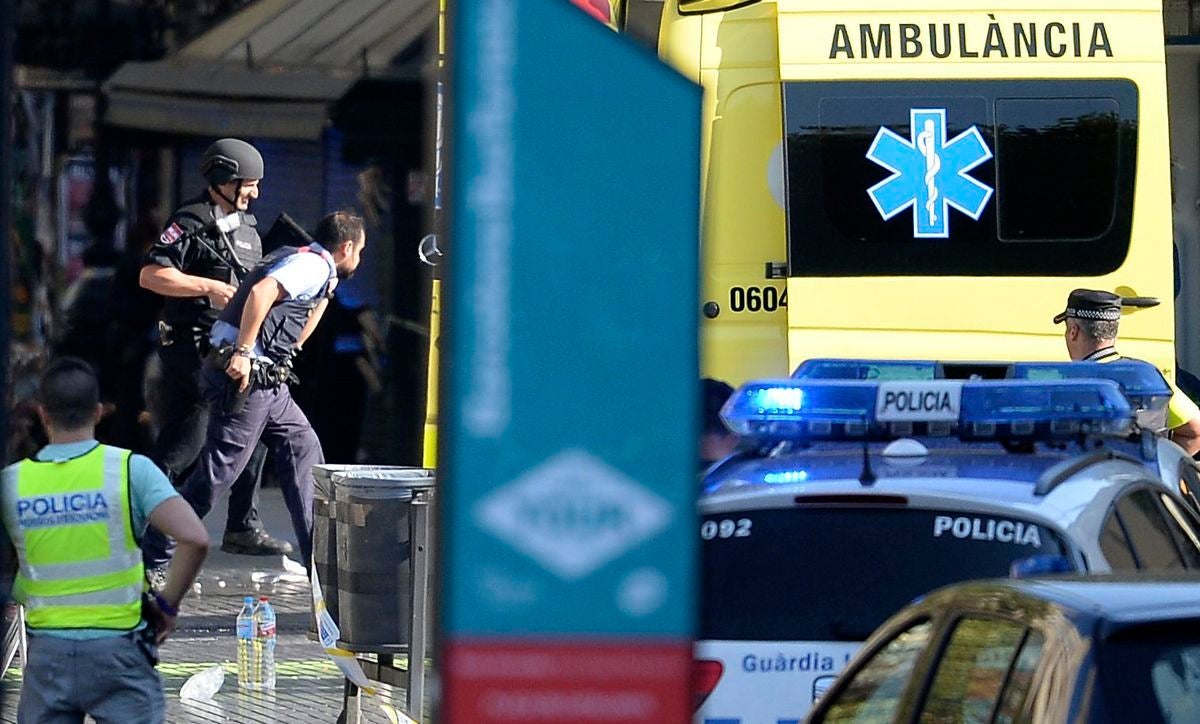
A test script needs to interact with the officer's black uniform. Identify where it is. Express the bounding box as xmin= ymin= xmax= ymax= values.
xmin=142 ymin=192 xmax=273 ymax=567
